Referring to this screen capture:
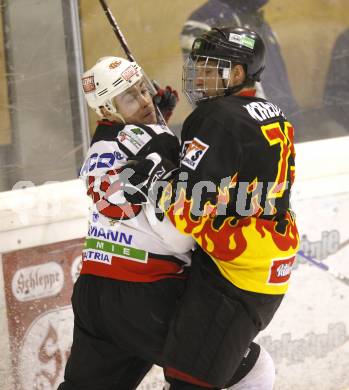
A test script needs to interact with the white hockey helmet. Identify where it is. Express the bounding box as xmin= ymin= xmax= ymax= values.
xmin=81 ymin=56 xmax=143 ymax=117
